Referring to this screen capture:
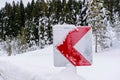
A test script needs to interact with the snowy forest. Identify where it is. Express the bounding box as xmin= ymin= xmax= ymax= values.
xmin=0 ymin=0 xmax=120 ymax=56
